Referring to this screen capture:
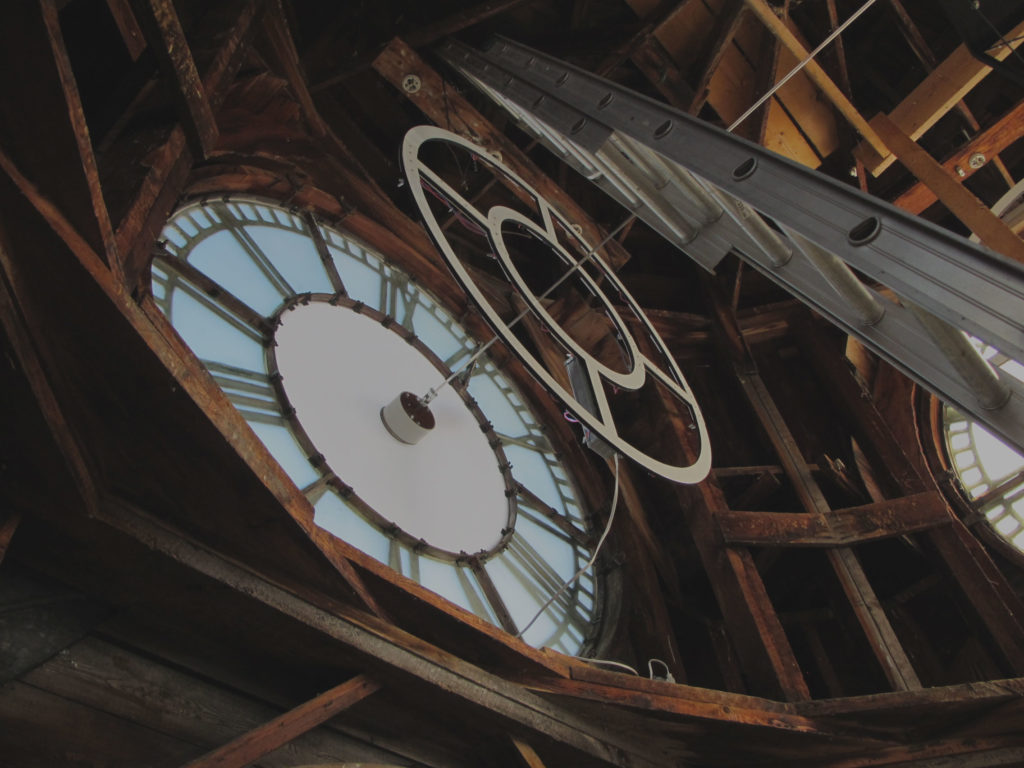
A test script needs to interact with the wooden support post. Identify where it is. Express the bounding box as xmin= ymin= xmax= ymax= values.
xmin=894 ymin=98 xmax=1024 ymax=214
xmin=870 ymin=113 xmax=1024 ymax=266
xmin=372 ymin=37 xmax=633 ymax=270
xmin=796 ymin=317 xmax=1024 ymax=673
xmin=629 ymin=37 xmax=698 ymax=112
xmin=132 ymin=0 xmax=219 ymax=157
xmin=736 ymin=370 xmax=923 ymax=691
xmin=181 ymin=675 xmax=381 ymax=768
xmin=855 ymin=16 xmax=1024 ymax=175
xmin=741 ymin=0 xmax=889 ymax=159
xmin=0 ymin=0 xmax=120 ymax=273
